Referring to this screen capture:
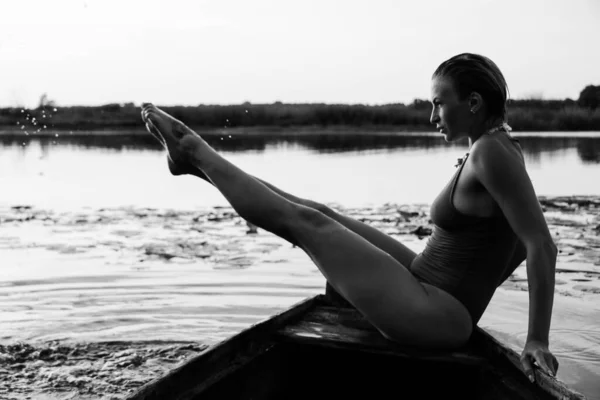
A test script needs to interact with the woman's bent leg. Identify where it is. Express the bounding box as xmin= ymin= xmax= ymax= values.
xmin=142 ymin=104 xmax=472 ymax=348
